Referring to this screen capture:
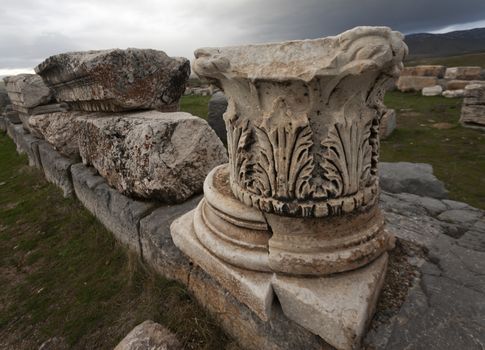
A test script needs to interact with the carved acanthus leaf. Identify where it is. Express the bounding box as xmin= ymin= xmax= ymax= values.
xmin=320 ymin=118 xmax=373 ymax=197
xmin=251 ymin=98 xmax=314 ymax=200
